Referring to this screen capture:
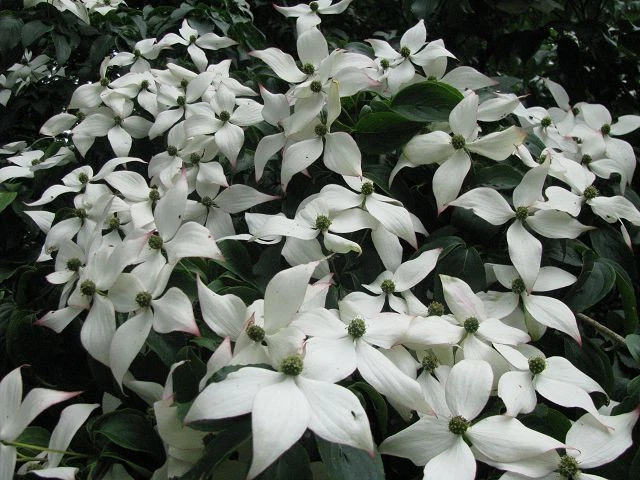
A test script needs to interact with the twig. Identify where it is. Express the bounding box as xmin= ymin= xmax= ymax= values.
xmin=577 ymin=313 xmax=627 ymax=347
